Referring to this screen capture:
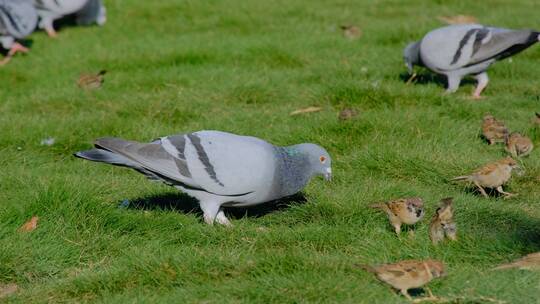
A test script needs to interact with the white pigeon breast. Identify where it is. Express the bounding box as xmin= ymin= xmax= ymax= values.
xmin=420 ymin=24 xmax=484 ymax=72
